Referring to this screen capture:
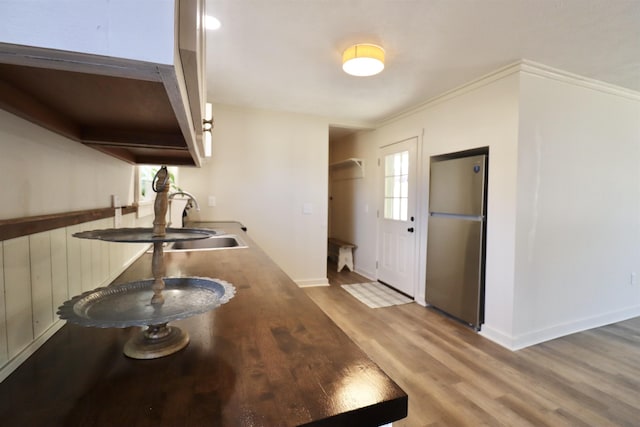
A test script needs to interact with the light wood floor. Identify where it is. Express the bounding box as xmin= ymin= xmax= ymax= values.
xmin=304 ymin=262 xmax=640 ymax=426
